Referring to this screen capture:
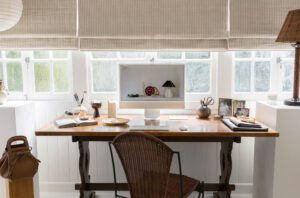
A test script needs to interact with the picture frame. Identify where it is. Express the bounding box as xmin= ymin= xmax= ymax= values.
xmin=235 ymin=108 xmax=250 ymax=117
xmin=218 ymin=98 xmax=233 ymax=117
xmin=232 ymin=100 xmax=246 ymax=117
